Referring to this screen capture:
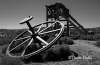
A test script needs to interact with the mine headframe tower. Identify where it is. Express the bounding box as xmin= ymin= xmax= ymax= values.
xmin=45 ymin=3 xmax=88 ymax=38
